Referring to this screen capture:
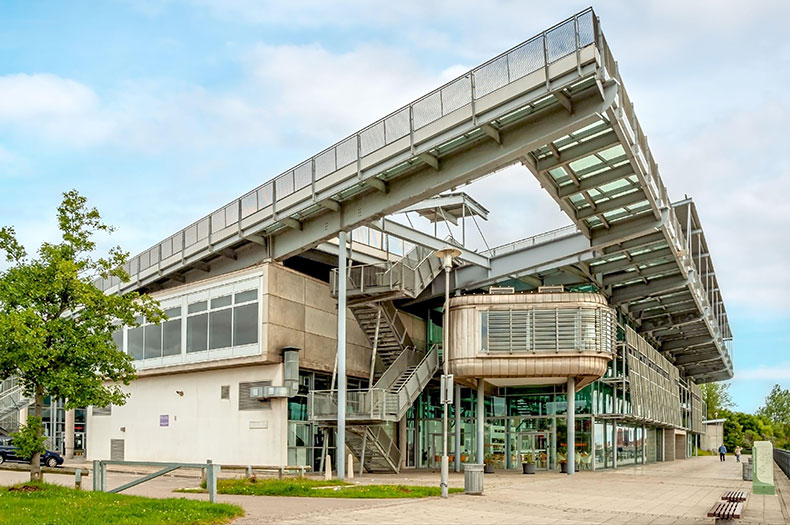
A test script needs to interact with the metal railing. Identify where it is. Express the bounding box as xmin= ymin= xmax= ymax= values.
xmin=309 ymin=388 xmax=400 ymax=422
xmin=775 ymin=448 xmax=790 ymax=479
xmin=93 ymin=459 xmax=221 ymax=503
xmin=330 ymin=244 xmax=441 ymax=298
xmin=482 ymin=225 xmax=579 ymax=258
xmin=95 ymin=8 xmax=598 ymax=293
